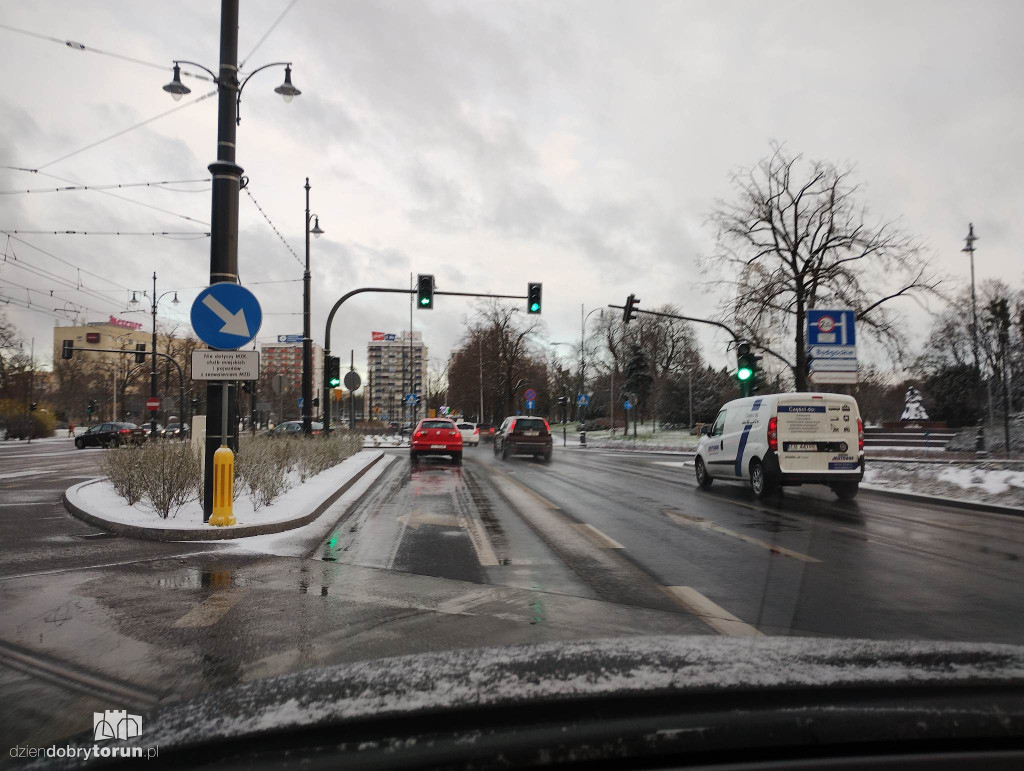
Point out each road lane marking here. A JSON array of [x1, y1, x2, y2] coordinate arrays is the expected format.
[[650, 461, 687, 469], [663, 508, 822, 563], [665, 586, 763, 637], [574, 523, 625, 549], [0, 502, 55, 507], [0, 550, 218, 581], [172, 592, 239, 628], [0, 469, 49, 480], [459, 508, 500, 566]]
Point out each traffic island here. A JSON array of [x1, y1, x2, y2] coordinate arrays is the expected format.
[[63, 450, 384, 541]]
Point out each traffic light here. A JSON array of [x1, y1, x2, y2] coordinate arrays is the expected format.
[[61, 340, 74, 360], [623, 293, 640, 324], [328, 356, 342, 387], [135, 343, 146, 364], [527, 282, 542, 314], [736, 342, 760, 397], [86, 400, 95, 415], [29, 402, 38, 412], [416, 274, 434, 309], [312, 397, 320, 408]]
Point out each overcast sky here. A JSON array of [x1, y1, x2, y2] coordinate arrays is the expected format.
[[2, 0, 1022, 383]]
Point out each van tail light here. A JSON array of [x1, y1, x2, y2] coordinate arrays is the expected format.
[[767, 417, 778, 452], [543, 420, 550, 432], [473, 427, 479, 434], [857, 418, 864, 452]]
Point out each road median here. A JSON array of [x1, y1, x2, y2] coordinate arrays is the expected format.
[[63, 450, 385, 541]]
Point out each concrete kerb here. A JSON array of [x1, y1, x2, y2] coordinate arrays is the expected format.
[[62, 451, 384, 541]]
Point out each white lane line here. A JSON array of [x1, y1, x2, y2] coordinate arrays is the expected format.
[[459, 508, 500, 567], [665, 586, 763, 637], [663, 509, 822, 563], [172, 592, 239, 628], [574, 523, 625, 549], [0, 502, 56, 507], [650, 461, 687, 468], [0, 549, 218, 581], [0, 469, 49, 480]]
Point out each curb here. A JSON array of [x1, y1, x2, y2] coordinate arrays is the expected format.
[[62, 451, 384, 541], [859, 484, 1024, 517]]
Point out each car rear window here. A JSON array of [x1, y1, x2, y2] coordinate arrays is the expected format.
[[513, 418, 547, 433], [457, 424, 474, 430], [421, 420, 454, 429]]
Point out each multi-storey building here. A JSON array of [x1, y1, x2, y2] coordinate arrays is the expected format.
[[52, 317, 172, 366], [260, 339, 324, 402], [366, 331, 428, 422]]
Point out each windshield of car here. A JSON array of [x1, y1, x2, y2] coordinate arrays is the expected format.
[[5, 1, 1023, 759]]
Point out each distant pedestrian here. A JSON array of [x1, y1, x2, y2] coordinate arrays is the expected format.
[[67, 420, 75, 437]]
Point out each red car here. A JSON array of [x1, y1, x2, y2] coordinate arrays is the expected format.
[[410, 418, 463, 465]]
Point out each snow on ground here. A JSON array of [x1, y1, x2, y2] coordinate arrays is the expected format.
[[72, 450, 385, 530], [575, 427, 700, 453], [223, 454, 397, 556], [863, 462, 1024, 509], [363, 434, 407, 449]]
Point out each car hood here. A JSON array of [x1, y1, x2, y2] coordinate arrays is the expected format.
[[47, 635, 1024, 762]]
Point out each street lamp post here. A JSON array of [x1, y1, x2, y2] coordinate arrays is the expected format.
[[302, 178, 323, 437], [578, 306, 603, 423], [163, 0, 300, 520], [962, 224, 987, 456], [130, 273, 179, 438]]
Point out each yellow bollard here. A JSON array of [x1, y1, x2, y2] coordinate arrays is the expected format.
[[209, 445, 236, 527]]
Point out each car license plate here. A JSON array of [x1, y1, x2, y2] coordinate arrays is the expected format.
[[430, 444, 446, 449], [789, 443, 817, 451], [523, 430, 538, 436]]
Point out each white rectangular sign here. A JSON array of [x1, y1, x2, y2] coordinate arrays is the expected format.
[[809, 345, 857, 359], [191, 350, 260, 380], [809, 370, 859, 384], [810, 359, 858, 372]]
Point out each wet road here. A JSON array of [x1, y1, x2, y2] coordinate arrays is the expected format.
[[2, 439, 1023, 748]]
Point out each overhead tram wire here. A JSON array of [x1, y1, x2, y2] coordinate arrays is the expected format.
[[1, 258, 133, 312], [0, 178, 208, 195], [242, 187, 304, 269], [0, 293, 81, 322], [1, 231, 133, 291], [239, 0, 302, 68], [0, 23, 215, 81], [0, 277, 113, 318], [2, 230, 210, 237]]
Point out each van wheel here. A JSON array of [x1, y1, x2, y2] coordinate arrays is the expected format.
[[695, 457, 713, 489], [749, 459, 775, 498], [832, 482, 859, 501]]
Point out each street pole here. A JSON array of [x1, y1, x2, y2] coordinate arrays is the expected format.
[[688, 366, 693, 429], [301, 178, 313, 436], [203, 0, 242, 521], [150, 272, 158, 438], [963, 224, 987, 456], [478, 336, 484, 423], [578, 304, 584, 423]]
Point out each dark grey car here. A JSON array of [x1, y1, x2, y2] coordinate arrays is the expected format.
[[493, 416, 553, 462]]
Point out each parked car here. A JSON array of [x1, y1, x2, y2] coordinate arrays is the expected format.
[[695, 392, 864, 500], [456, 422, 480, 446], [477, 423, 496, 443], [265, 420, 324, 437], [74, 422, 147, 449], [493, 416, 553, 462], [410, 418, 462, 465]]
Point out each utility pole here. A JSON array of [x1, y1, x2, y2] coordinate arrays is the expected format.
[[202, 0, 242, 520], [962, 224, 988, 456], [150, 272, 158, 438], [301, 178, 313, 436], [478, 336, 484, 424]]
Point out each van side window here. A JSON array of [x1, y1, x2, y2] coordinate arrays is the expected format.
[[711, 410, 727, 437]]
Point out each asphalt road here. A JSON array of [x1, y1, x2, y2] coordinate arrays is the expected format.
[[2, 437, 1023, 749]]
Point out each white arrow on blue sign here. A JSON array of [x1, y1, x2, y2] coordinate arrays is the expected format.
[[191, 282, 262, 350], [623, 400, 633, 410], [525, 399, 535, 410]]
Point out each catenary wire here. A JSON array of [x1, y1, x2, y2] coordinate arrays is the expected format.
[[242, 187, 304, 269], [239, 0, 301, 68], [0, 179, 208, 195]]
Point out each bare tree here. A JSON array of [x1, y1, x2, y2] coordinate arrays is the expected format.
[[706, 143, 943, 391]]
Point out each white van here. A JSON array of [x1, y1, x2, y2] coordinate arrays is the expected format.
[[695, 392, 864, 500]]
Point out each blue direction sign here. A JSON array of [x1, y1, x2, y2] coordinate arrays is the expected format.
[[298, 397, 304, 407], [191, 282, 262, 350], [525, 399, 535, 410], [576, 393, 590, 407], [623, 400, 633, 410], [277, 334, 302, 343], [404, 393, 419, 405], [524, 388, 537, 402], [807, 309, 856, 347]]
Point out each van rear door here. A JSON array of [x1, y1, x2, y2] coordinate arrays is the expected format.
[[776, 395, 860, 475]]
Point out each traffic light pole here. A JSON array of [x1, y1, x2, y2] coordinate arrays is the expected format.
[[323, 286, 528, 435]]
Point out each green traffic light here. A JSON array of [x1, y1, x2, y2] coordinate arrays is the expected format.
[[530, 302, 540, 312], [420, 297, 431, 306], [329, 378, 340, 387], [737, 366, 753, 381]]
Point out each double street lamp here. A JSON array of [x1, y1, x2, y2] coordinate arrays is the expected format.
[[129, 272, 179, 437], [162, 0, 300, 520]]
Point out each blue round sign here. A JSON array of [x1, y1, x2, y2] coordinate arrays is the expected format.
[[525, 399, 535, 410], [190, 282, 262, 350], [623, 400, 633, 410]]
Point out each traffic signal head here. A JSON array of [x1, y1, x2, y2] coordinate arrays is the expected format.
[[328, 356, 342, 387], [61, 340, 74, 360], [135, 343, 146, 364], [623, 293, 640, 324], [30, 402, 38, 412], [527, 282, 542, 314], [417, 274, 434, 309], [736, 342, 753, 381]]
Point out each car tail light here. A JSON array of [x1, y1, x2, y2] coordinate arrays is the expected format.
[[414, 431, 423, 439], [767, 417, 778, 452], [489, 427, 495, 434], [857, 418, 864, 452], [473, 427, 479, 434], [509, 420, 517, 434], [120, 428, 130, 434], [449, 430, 459, 437], [543, 420, 550, 432]]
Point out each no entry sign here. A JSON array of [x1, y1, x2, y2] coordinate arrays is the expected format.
[[146, 396, 161, 412]]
